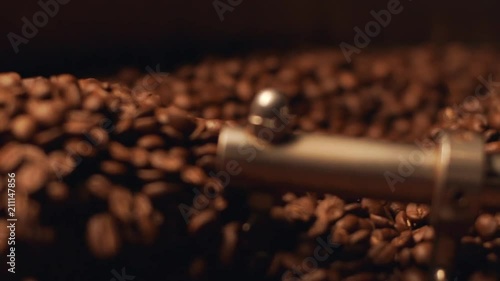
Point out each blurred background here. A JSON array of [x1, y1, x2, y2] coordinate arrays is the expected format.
[[1, 0, 499, 77]]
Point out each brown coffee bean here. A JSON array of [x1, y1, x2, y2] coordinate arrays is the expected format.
[[133, 193, 153, 219], [86, 213, 121, 258], [412, 226, 434, 243], [411, 242, 432, 265], [48, 150, 76, 178], [86, 175, 113, 199], [389, 202, 406, 214], [108, 187, 133, 222], [24, 77, 52, 99], [100, 160, 127, 175], [220, 222, 240, 265], [11, 114, 37, 141], [397, 247, 412, 267], [188, 209, 218, 235], [181, 166, 208, 185], [475, 214, 498, 240], [129, 147, 149, 167], [142, 182, 181, 198], [284, 196, 316, 222], [150, 150, 185, 173], [137, 135, 165, 150], [485, 141, 500, 153], [0, 142, 24, 173], [192, 143, 218, 157], [349, 229, 371, 245], [369, 214, 393, 228], [165, 106, 197, 135], [336, 214, 359, 233], [392, 230, 414, 248], [34, 127, 64, 146], [405, 203, 430, 222], [17, 162, 48, 194], [46, 181, 69, 201], [395, 211, 411, 232], [26, 99, 65, 126], [108, 142, 131, 162], [331, 227, 350, 245], [368, 241, 396, 265], [361, 198, 385, 216], [136, 168, 165, 182], [371, 228, 398, 245]]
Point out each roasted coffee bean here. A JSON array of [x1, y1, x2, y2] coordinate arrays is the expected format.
[[181, 166, 208, 185], [368, 241, 397, 265], [412, 226, 434, 243], [130, 147, 149, 167], [411, 242, 432, 265], [166, 106, 197, 135], [349, 229, 372, 245], [46, 181, 69, 201], [395, 211, 411, 232], [405, 203, 430, 222], [26, 99, 65, 126], [150, 150, 185, 173], [108, 142, 131, 162], [187, 209, 218, 235], [142, 182, 181, 198], [400, 268, 427, 281], [86, 213, 121, 258], [137, 168, 165, 182], [371, 228, 398, 245], [0, 142, 24, 172], [11, 114, 37, 141], [475, 214, 498, 240], [336, 214, 359, 233], [100, 160, 127, 175], [485, 141, 500, 153], [34, 127, 64, 146], [17, 162, 48, 194], [85, 175, 113, 200], [133, 193, 153, 219], [24, 77, 52, 99], [369, 214, 393, 228], [284, 196, 316, 222], [392, 230, 414, 248], [108, 187, 133, 222], [137, 134, 165, 150], [361, 199, 385, 216]]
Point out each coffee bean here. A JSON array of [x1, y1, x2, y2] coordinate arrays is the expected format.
[[395, 211, 411, 232], [24, 77, 52, 99], [86, 213, 121, 258], [108, 187, 133, 222], [26, 99, 65, 126], [46, 181, 69, 201], [17, 162, 48, 194], [392, 230, 414, 248], [405, 203, 430, 222], [0, 142, 24, 173], [371, 228, 398, 245], [129, 147, 149, 167], [181, 166, 207, 185], [336, 214, 359, 233], [86, 175, 113, 199], [412, 226, 434, 243], [11, 114, 37, 141], [100, 160, 127, 175], [136, 168, 165, 182], [361, 199, 385, 216], [166, 106, 197, 135], [411, 242, 432, 265], [349, 229, 371, 245], [108, 142, 131, 162], [188, 209, 218, 235], [142, 181, 181, 198], [401, 268, 427, 281], [137, 134, 165, 150], [34, 127, 64, 146], [368, 241, 396, 265], [284, 196, 316, 222], [475, 214, 498, 240], [150, 150, 184, 172]]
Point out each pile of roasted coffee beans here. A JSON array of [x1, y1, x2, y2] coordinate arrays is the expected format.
[[1, 43, 500, 281]]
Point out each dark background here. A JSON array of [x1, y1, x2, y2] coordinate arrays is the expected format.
[[0, 0, 498, 77]]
